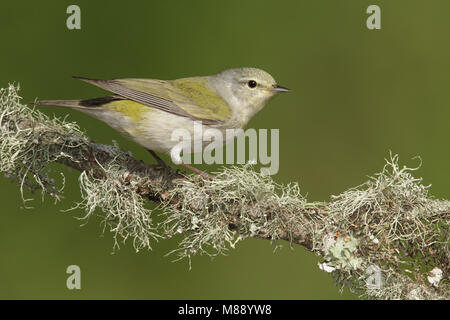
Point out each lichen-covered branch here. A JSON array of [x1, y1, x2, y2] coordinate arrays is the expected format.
[[0, 85, 448, 300]]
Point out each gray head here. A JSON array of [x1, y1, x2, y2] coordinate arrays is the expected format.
[[211, 67, 290, 117]]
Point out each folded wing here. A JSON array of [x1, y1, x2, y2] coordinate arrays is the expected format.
[[74, 76, 232, 125]]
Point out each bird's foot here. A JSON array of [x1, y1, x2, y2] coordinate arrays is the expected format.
[[146, 149, 213, 179], [180, 163, 214, 179], [146, 149, 167, 168]]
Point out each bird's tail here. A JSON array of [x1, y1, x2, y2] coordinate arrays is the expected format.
[[31, 99, 86, 109], [31, 96, 122, 109]]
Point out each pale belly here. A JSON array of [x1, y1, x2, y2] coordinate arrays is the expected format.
[[82, 108, 239, 155]]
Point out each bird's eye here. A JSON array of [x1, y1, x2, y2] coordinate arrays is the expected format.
[[247, 80, 257, 88]]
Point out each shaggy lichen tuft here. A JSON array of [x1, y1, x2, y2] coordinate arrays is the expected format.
[[76, 163, 158, 251], [324, 154, 449, 299], [0, 84, 87, 204], [0, 84, 158, 251], [162, 165, 310, 260]]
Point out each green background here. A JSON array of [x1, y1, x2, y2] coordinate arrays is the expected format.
[[0, 0, 449, 299]]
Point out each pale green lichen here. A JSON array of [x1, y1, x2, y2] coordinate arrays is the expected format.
[[161, 165, 310, 262], [0, 84, 86, 205], [0, 84, 157, 251], [324, 154, 449, 299], [324, 236, 363, 270], [160, 155, 448, 298], [75, 164, 159, 251]]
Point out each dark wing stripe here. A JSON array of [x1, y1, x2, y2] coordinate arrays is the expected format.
[[79, 95, 123, 107], [74, 77, 220, 124]]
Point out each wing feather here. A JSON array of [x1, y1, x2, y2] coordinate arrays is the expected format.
[[73, 76, 230, 125]]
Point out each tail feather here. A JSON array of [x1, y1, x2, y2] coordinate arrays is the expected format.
[[32, 99, 84, 108], [31, 96, 122, 109]]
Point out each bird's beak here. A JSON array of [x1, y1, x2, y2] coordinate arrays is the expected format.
[[272, 84, 291, 92]]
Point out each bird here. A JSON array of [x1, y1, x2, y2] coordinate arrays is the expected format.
[[33, 67, 290, 177]]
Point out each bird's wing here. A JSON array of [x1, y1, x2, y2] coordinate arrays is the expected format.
[[74, 76, 232, 124]]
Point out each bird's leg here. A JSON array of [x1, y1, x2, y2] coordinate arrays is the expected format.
[[146, 149, 212, 179], [146, 149, 167, 167], [180, 163, 214, 179]]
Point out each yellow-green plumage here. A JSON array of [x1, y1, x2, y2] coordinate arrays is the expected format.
[[105, 99, 149, 122], [170, 78, 232, 121], [109, 77, 232, 122]]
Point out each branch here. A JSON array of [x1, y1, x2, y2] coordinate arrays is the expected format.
[[0, 85, 448, 300]]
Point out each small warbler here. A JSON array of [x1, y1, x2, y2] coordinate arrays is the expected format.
[[34, 67, 290, 176]]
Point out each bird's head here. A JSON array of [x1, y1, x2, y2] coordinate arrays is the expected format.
[[212, 67, 290, 118]]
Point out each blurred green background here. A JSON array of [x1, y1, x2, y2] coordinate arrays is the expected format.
[[0, 0, 449, 299]]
